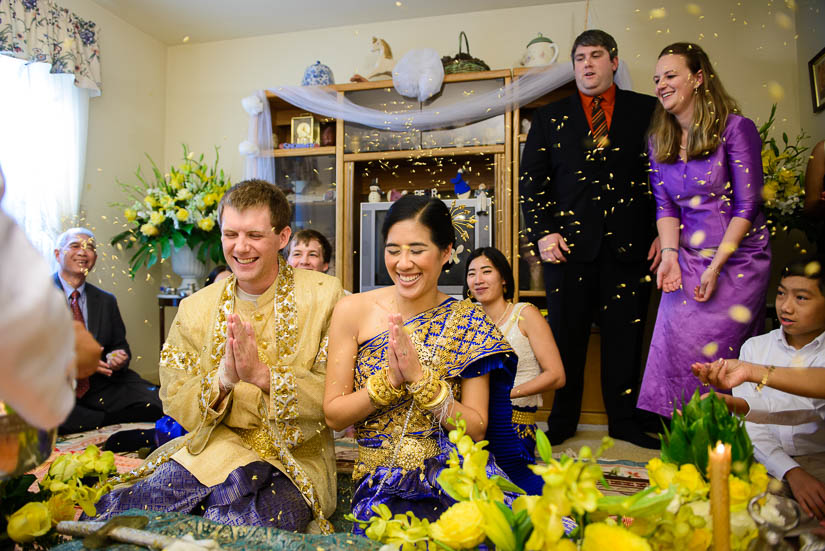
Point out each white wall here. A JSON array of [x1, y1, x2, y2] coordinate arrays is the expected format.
[[59, 0, 167, 383]]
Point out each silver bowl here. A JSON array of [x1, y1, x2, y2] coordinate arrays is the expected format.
[[0, 402, 57, 480]]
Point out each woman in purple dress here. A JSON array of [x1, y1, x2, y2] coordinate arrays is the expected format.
[[637, 42, 771, 418]]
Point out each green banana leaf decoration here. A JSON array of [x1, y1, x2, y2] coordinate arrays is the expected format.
[[660, 389, 754, 480]]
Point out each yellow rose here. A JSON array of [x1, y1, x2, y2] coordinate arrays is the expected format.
[[176, 208, 189, 222], [140, 223, 159, 237], [582, 522, 652, 551], [176, 189, 193, 201], [149, 211, 165, 225], [203, 193, 217, 206], [429, 500, 486, 549], [144, 195, 157, 208], [161, 195, 174, 208], [748, 463, 769, 497], [646, 457, 677, 489], [686, 527, 712, 551], [124, 208, 137, 222], [729, 474, 751, 511], [675, 464, 707, 497], [7, 502, 52, 543], [197, 217, 215, 231]]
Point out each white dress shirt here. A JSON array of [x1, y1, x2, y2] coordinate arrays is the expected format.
[[0, 208, 75, 429], [733, 329, 825, 480]]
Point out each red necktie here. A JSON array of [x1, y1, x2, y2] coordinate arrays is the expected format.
[[71, 290, 90, 398], [591, 95, 608, 148]]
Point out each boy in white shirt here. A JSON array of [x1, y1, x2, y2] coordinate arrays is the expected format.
[[726, 257, 825, 520]]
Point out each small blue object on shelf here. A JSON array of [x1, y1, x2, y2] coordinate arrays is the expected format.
[[302, 60, 334, 86], [451, 169, 471, 198]]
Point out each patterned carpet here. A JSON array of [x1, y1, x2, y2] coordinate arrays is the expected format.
[[31, 426, 651, 533]]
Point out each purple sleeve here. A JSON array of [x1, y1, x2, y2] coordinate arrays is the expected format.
[[724, 115, 764, 222], [648, 146, 680, 220]]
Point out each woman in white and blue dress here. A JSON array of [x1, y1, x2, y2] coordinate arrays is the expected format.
[[464, 247, 566, 474]]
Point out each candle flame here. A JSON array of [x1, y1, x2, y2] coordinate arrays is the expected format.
[[715, 441, 725, 453]]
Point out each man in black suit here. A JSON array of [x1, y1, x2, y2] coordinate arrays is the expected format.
[[520, 30, 661, 449], [53, 227, 163, 434]]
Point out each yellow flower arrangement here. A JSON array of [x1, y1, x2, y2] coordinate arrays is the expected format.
[[111, 144, 231, 276], [758, 104, 817, 242], [2, 445, 116, 546], [353, 391, 777, 551]]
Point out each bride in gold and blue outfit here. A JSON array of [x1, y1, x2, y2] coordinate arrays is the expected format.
[[324, 195, 526, 530]]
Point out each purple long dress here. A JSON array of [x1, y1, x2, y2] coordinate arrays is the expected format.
[[637, 114, 771, 418]]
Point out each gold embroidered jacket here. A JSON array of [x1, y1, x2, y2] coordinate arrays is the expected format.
[[159, 259, 343, 529]]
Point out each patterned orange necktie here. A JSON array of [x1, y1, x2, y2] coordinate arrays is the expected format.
[[71, 290, 90, 398], [591, 95, 608, 148]]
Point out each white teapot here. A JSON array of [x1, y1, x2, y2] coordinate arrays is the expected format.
[[521, 33, 559, 67]]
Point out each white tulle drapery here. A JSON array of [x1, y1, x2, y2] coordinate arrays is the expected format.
[[241, 89, 275, 184], [243, 61, 633, 181]]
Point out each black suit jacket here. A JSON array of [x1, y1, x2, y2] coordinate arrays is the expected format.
[[520, 87, 657, 263], [53, 273, 131, 381]]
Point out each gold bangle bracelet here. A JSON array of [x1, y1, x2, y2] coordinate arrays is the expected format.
[[367, 369, 406, 407], [406, 364, 432, 394], [418, 380, 450, 410], [412, 375, 443, 408], [755, 365, 775, 393]]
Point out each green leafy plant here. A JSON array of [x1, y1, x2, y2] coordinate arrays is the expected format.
[[661, 388, 753, 480], [111, 144, 231, 277]]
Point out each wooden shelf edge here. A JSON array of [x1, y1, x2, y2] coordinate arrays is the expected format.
[[266, 146, 336, 158], [333, 69, 512, 92], [519, 290, 546, 297], [344, 144, 504, 162]]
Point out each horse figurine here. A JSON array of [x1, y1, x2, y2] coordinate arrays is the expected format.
[[350, 37, 395, 82]]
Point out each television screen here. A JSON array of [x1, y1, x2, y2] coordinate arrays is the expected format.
[[361, 199, 492, 295]]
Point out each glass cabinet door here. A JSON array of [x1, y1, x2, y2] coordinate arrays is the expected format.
[[274, 154, 338, 275]]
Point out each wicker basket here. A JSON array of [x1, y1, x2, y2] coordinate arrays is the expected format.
[[441, 31, 490, 74]]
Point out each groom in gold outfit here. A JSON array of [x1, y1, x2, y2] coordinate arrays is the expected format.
[[91, 180, 344, 533]]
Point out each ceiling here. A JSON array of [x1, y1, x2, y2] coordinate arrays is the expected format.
[[89, 0, 564, 45]]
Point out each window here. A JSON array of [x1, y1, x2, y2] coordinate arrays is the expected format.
[[0, 55, 90, 258]]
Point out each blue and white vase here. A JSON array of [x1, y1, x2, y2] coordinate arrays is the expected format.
[[302, 61, 335, 86]]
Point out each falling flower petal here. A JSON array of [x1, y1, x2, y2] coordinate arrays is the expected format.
[[702, 342, 719, 357], [728, 305, 752, 323]]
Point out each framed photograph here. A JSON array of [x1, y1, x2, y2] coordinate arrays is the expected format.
[[809, 46, 825, 113]]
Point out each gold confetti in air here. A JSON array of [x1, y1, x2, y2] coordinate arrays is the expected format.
[[775, 12, 793, 30], [766, 81, 785, 102], [689, 230, 706, 247], [805, 261, 821, 276], [649, 7, 667, 19], [728, 305, 752, 323], [685, 3, 702, 16], [702, 342, 719, 357], [689, 195, 701, 208]]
